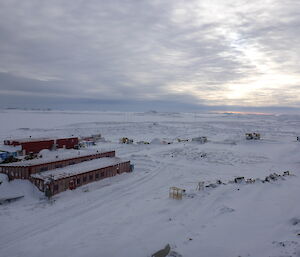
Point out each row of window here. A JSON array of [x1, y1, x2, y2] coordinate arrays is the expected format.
[[52, 167, 119, 192], [53, 170, 110, 192], [2, 167, 25, 172], [76, 171, 106, 185], [9, 171, 25, 179]]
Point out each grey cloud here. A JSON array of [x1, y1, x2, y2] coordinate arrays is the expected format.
[[0, 0, 299, 110], [0, 72, 70, 95]]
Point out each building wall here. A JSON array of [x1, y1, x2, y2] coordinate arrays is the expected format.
[[0, 151, 116, 179], [56, 138, 79, 149], [4, 137, 79, 153], [21, 140, 55, 154], [0, 166, 28, 179], [31, 177, 45, 192], [30, 161, 131, 196]]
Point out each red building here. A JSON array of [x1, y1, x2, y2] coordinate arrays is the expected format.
[[0, 150, 115, 179], [0, 148, 133, 197], [4, 137, 79, 154], [30, 158, 132, 196], [21, 140, 55, 154], [56, 138, 79, 149]]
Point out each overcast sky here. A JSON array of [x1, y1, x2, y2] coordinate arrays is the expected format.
[[0, 0, 300, 111]]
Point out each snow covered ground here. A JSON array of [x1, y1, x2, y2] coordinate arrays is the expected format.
[[0, 109, 300, 257]]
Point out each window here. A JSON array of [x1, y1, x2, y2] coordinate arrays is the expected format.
[[40, 167, 48, 172], [89, 174, 93, 180], [54, 185, 59, 191], [83, 176, 87, 182], [95, 173, 99, 179], [77, 178, 81, 184], [101, 172, 104, 177]]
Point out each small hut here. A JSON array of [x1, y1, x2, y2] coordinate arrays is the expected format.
[[192, 137, 207, 144], [169, 187, 185, 200], [245, 133, 260, 140]]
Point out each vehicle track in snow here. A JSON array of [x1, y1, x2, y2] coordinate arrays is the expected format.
[[0, 157, 168, 249]]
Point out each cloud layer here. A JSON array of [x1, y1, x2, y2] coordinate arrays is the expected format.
[[0, 0, 299, 110]]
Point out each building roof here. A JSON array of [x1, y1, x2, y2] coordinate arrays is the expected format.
[[0, 149, 113, 167], [31, 157, 128, 180], [5, 137, 78, 144]]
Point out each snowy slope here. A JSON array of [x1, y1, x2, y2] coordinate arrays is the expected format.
[[0, 110, 299, 257]]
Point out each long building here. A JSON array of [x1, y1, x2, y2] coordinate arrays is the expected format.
[[0, 150, 115, 179], [30, 157, 131, 196], [4, 137, 79, 154]]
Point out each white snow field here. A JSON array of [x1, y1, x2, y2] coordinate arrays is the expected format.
[[0, 110, 300, 257]]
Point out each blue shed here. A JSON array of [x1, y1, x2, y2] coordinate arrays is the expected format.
[[0, 145, 20, 162]]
